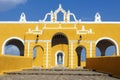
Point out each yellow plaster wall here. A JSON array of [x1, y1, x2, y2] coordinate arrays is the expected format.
[[0, 55, 32, 74], [0, 23, 120, 69], [86, 56, 120, 78], [33, 46, 43, 67], [52, 44, 69, 67]]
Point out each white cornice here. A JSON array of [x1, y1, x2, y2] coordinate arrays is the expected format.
[[0, 21, 120, 24]]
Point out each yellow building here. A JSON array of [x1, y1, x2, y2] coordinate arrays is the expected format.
[[0, 4, 120, 69]]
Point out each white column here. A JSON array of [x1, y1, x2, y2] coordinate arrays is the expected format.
[[46, 42, 49, 68], [90, 40, 92, 57], [28, 40, 30, 57]]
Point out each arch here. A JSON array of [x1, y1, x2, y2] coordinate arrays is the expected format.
[[2, 37, 24, 56], [54, 4, 66, 21], [33, 45, 44, 52], [55, 50, 65, 66], [96, 37, 119, 56], [76, 46, 86, 66], [57, 11, 64, 21], [105, 46, 116, 56], [51, 32, 68, 47], [33, 45, 44, 67]]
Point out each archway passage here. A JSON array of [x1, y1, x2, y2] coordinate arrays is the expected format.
[[76, 46, 86, 66], [96, 39, 117, 56], [52, 33, 68, 67], [33, 46, 44, 67], [52, 33, 68, 47], [57, 52, 63, 65], [4, 39, 24, 56]]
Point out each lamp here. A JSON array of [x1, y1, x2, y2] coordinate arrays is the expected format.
[[35, 34, 39, 43], [78, 35, 82, 44]]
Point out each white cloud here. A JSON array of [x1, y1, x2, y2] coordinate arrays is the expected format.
[[0, 0, 27, 12]]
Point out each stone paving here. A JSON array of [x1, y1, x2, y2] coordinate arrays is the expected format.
[[0, 68, 120, 80]]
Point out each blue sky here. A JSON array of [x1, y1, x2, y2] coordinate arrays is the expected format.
[[0, 0, 120, 21], [0, 0, 117, 57]]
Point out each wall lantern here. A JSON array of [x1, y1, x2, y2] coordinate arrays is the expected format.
[[78, 35, 82, 44], [35, 34, 39, 43]]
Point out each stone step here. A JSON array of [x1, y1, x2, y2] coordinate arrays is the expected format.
[[23, 68, 89, 71], [1, 69, 119, 80], [4, 69, 108, 76], [5, 72, 107, 76], [0, 75, 119, 80]]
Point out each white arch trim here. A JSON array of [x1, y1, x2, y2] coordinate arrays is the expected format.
[[2, 37, 24, 55], [55, 50, 65, 66], [95, 37, 119, 56]]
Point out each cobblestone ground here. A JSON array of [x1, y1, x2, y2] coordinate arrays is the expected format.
[[0, 69, 119, 80]]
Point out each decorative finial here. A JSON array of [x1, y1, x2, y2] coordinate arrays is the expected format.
[[50, 10, 53, 13], [82, 25, 85, 31], [95, 12, 101, 22], [36, 26, 39, 31], [19, 12, 26, 22], [59, 4, 62, 9], [28, 28, 31, 32], [68, 10, 70, 13]]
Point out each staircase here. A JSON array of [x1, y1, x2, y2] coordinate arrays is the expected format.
[[0, 68, 119, 80]]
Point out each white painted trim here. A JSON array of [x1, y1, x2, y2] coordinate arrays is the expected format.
[[19, 12, 26, 22], [94, 12, 101, 22], [27, 26, 43, 34], [25, 40, 51, 43], [70, 13, 78, 22], [77, 25, 94, 34], [43, 13, 52, 21], [95, 37, 119, 56], [55, 50, 65, 66], [43, 28, 77, 29], [46, 42, 49, 68], [69, 40, 96, 43], [54, 4, 66, 22], [2, 37, 24, 54], [90, 40, 92, 57], [25, 40, 96, 43], [1, 21, 120, 24]]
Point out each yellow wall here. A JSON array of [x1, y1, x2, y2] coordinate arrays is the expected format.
[[86, 56, 120, 78], [0, 23, 120, 69], [0, 5, 120, 76], [33, 46, 43, 67], [52, 44, 68, 67], [0, 55, 32, 74]]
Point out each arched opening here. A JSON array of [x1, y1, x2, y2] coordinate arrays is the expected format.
[[52, 33, 68, 47], [96, 38, 117, 56], [52, 33, 68, 67], [33, 45, 44, 67], [57, 11, 64, 21], [96, 47, 101, 56], [76, 46, 86, 67], [57, 52, 63, 65], [45, 15, 51, 21], [4, 38, 24, 56], [33, 47, 37, 59], [70, 15, 75, 21]]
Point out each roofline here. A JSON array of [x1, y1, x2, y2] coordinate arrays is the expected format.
[[0, 21, 120, 24]]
